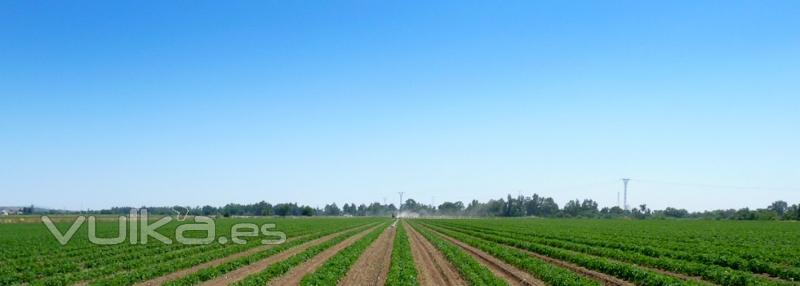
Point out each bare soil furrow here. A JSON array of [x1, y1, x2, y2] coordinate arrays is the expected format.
[[422, 225, 545, 286], [134, 235, 309, 286], [404, 222, 466, 286], [266, 225, 380, 286], [337, 224, 396, 286], [199, 229, 359, 286]]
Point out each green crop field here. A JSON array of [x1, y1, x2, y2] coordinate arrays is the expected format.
[[415, 219, 800, 286], [1, 217, 799, 286], [0, 217, 384, 286]]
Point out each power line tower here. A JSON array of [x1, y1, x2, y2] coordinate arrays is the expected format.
[[398, 192, 404, 218], [621, 178, 631, 211]]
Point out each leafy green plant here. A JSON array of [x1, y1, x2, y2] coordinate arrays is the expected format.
[[386, 221, 419, 286]]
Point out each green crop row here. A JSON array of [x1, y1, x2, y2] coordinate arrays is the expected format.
[[299, 223, 389, 285], [434, 219, 800, 270], [1, 217, 385, 286], [426, 221, 702, 286], [163, 222, 377, 286], [409, 221, 507, 286], [61, 219, 375, 286], [386, 220, 419, 286], [104, 231, 316, 286], [232, 224, 382, 286], [445, 220, 800, 282], [418, 223, 599, 286], [56, 229, 313, 286], [431, 221, 796, 286]]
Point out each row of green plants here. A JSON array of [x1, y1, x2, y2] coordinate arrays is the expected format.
[[443, 219, 800, 269], [385, 221, 419, 286], [447, 221, 800, 283], [50, 219, 377, 286], [427, 222, 702, 285], [418, 223, 600, 286], [3, 218, 380, 285], [58, 228, 315, 286], [4, 220, 265, 285], [299, 224, 390, 285], [163, 222, 378, 286], [232, 222, 388, 286], [433, 221, 796, 286], [450, 221, 800, 281], [409, 221, 507, 286], [98, 231, 320, 286]]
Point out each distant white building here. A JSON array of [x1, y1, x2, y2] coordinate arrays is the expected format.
[[1, 210, 9, 216]]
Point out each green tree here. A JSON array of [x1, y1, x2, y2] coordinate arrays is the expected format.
[[437, 201, 465, 216], [768, 200, 789, 217], [323, 203, 341, 216]]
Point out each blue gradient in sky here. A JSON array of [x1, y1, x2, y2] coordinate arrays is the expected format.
[[1, 1, 798, 211]]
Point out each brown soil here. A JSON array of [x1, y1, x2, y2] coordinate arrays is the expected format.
[[266, 225, 381, 286], [199, 226, 370, 286], [337, 224, 396, 286], [421, 225, 546, 286], [133, 235, 310, 286], [404, 222, 467, 286]]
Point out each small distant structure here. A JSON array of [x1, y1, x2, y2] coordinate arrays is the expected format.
[[621, 178, 631, 211], [0, 207, 25, 215]]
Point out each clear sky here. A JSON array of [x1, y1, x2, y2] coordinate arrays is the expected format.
[[1, 1, 798, 211]]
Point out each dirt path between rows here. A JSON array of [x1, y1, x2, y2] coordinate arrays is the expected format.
[[421, 225, 545, 286], [133, 235, 311, 286], [337, 224, 396, 286], [266, 225, 382, 286], [404, 222, 467, 286], [199, 225, 371, 286]]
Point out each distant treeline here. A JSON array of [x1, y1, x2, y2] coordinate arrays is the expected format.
[[17, 194, 800, 221], [400, 194, 800, 221], [75, 201, 398, 217]]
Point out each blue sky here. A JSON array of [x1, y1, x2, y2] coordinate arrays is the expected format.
[[1, 1, 798, 211]]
